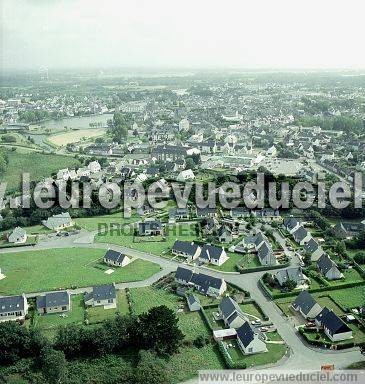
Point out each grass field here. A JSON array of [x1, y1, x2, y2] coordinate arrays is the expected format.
[[0, 248, 160, 295], [129, 286, 211, 341], [239, 302, 266, 321], [0, 150, 80, 190], [86, 290, 130, 324], [48, 128, 106, 146], [328, 286, 365, 309], [96, 223, 197, 256], [75, 212, 140, 232]]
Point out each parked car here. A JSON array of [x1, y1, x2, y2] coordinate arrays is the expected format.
[[260, 327, 268, 332]]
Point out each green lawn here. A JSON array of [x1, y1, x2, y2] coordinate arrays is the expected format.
[[239, 302, 266, 321], [328, 286, 365, 309], [33, 294, 85, 338], [166, 345, 225, 383], [226, 340, 287, 368], [209, 252, 242, 272], [0, 150, 80, 191], [0, 248, 161, 295], [313, 295, 345, 316], [75, 212, 140, 232], [87, 290, 130, 324], [326, 268, 364, 287], [96, 223, 197, 256], [130, 286, 211, 340], [237, 252, 261, 270]]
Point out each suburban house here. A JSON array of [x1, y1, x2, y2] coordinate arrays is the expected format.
[[177, 169, 195, 182], [8, 227, 27, 244], [315, 307, 353, 342], [275, 267, 307, 288], [84, 284, 117, 309], [103, 249, 132, 267], [169, 207, 189, 222], [292, 226, 311, 245], [219, 297, 247, 329], [283, 217, 301, 234], [138, 219, 163, 236], [230, 207, 250, 218], [236, 321, 267, 355], [88, 160, 101, 173], [0, 294, 28, 322], [172, 240, 201, 261], [42, 212, 74, 231], [186, 294, 201, 312], [36, 291, 70, 314], [175, 266, 227, 297], [198, 244, 229, 266], [317, 254, 343, 280], [257, 241, 276, 266], [304, 238, 325, 261], [217, 225, 233, 243], [292, 290, 322, 319], [196, 207, 217, 218]]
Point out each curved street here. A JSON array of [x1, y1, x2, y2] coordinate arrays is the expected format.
[[1, 229, 364, 378]]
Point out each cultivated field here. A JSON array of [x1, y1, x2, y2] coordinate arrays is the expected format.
[[0, 248, 160, 295], [48, 128, 106, 146]]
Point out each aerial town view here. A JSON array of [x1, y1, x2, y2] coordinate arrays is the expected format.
[[0, 1, 364, 383]]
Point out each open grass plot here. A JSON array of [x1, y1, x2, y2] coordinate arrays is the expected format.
[[129, 286, 211, 340], [96, 223, 197, 256], [0, 248, 161, 295], [75, 212, 140, 232], [48, 128, 106, 146], [328, 285, 365, 309], [0, 151, 80, 191]]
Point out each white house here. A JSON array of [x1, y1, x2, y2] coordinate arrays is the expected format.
[[88, 160, 101, 173], [315, 307, 352, 342], [219, 297, 247, 329], [0, 294, 28, 322], [8, 227, 27, 244], [177, 169, 195, 182], [292, 291, 322, 319], [42, 212, 74, 231], [236, 321, 267, 355], [84, 284, 117, 309], [103, 249, 132, 267], [198, 244, 229, 266], [172, 240, 201, 261], [317, 254, 343, 280]]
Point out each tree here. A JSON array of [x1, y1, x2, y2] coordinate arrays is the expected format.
[[281, 279, 297, 292], [40, 346, 67, 384], [54, 324, 82, 357], [354, 252, 365, 265], [107, 112, 130, 143], [134, 350, 170, 384], [138, 306, 184, 356], [185, 157, 195, 170]]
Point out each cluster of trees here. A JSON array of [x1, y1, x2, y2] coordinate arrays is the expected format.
[[107, 112, 132, 143], [0, 134, 17, 143], [294, 115, 364, 134], [0, 306, 184, 384], [18, 110, 64, 123], [0, 148, 9, 174]]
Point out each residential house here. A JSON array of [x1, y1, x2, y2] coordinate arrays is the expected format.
[[177, 169, 195, 182], [0, 294, 28, 322], [84, 284, 117, 309], [219, 297, 247, 329], [292, 290, 322, 319], [138, 219, 163, 236], [103, 249, 131, 267], [283, 217, 301, 234], [88, 160, 101, 173], [198, 244, 229, 266], [292, 226, 311, 245], [257, 241, 276, 266], [317, 254, 343, 280], [8, 227, 27, 244], [230, 207, 250, 219], [169, 207, 189, 222], [36, 291, 70, 314], [196, 207, 217, 218], [304, 238, 325, 261], [315, 307, 352, 342], [187, 294, 201, 312], [174, 267, 227, 297], [275, 267, 307, 288], [236, 321, 267, 355], [217, 225, 233, 243], [42, 212, 74, 231], [172, 240, 201, 261]]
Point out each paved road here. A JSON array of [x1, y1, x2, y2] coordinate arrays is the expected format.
[[1, 230, 364, 376]]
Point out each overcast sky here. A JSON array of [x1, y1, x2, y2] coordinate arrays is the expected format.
[[2, 0, 365, 71]]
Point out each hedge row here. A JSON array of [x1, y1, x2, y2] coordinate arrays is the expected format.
[[237, 262, 290, 274], [298, 328, 355, 350]]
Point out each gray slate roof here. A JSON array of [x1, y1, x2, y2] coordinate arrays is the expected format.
[[104, 249, 128, 264], [0, 295, 26, 314], [37, 291, 69, 309], [292, 291, 318, 315], [236, 321, 256, 347]]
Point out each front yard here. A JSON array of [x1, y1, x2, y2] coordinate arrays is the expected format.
[[0, 248, 161, 295]]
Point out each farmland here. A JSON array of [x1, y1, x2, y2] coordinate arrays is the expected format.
[[0, 248, 160, 295], [48, 128, 106, 146]]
